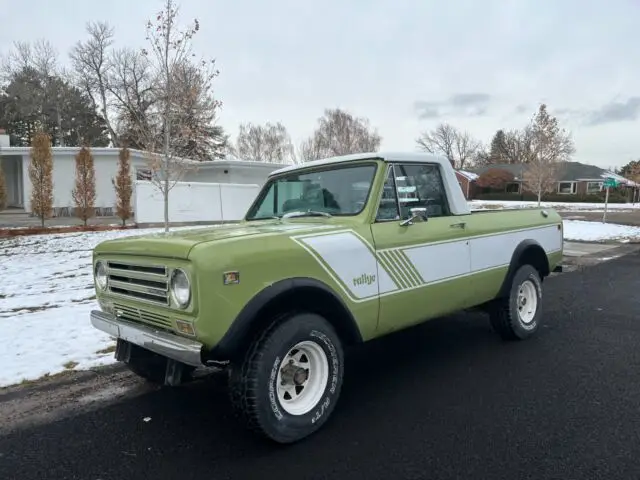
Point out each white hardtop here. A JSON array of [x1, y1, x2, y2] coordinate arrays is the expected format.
[[271, 151, 449, 176], [270, 151, 471, 216]]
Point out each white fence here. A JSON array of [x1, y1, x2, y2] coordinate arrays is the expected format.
[[134, 181, 261, 224]]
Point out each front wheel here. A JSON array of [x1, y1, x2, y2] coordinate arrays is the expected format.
[[229, 313, 344, 444], [489, 264, 543, 340]]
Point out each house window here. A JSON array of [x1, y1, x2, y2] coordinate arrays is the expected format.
[[136, 168, 152, 181], [505, 182, 520, 193], [558, 182, 577, 194], [586, 181, 603, 194]]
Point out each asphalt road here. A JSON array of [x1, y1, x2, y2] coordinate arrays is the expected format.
[[2, 253, 640, 480]]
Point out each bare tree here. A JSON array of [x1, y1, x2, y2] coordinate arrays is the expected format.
[[522, 104, 575, 205], [71, 145, 96, 226], [300, 108, 381, 161], [416, 123, 456, 165], [453, 130, 481, 170], [107, 47, 157, 149], [1, 39, 58, 81], [69, 22, 118, 145], [416, 123, 480, 169], [233, 122, 295, 163], [135, 0, 222, 232], [298, 136, 324, 163], [502, 127, 534, 164]]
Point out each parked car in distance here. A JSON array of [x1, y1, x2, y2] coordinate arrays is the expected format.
[[90, 152, 564, 444]]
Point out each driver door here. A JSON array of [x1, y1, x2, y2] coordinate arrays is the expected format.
[[371, 163, 472, 335]]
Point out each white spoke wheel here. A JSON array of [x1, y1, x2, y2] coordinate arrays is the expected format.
[[276, 341, 329, 416], [489, 263, 543, 341], [228, 312, 345, 444]]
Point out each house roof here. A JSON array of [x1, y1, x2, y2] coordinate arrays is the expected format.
[[456, 170, 479, 181], [0, 146, 290, 170], [468, 161, 638, 186]]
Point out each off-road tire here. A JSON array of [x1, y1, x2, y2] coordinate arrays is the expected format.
[[489, 264, 543, 340], [228, 312, 344, 444]]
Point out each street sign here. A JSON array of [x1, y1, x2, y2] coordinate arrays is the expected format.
[[602, 177, 618, 223]]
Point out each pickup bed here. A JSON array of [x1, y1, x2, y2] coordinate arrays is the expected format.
[[90, 151, 563, 443]]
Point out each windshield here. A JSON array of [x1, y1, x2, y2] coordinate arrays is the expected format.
[[245, 163, 378, 220]]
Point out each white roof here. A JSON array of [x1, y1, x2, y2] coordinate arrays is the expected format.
[[456, 170, 479, 181], [270, 151, 450, 176], [601, 171, 639, 187], [0, 146, 289, 170]]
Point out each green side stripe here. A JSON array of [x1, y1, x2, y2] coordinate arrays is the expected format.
[[387, 250, 418, 288], [377, 251, 411, 289]]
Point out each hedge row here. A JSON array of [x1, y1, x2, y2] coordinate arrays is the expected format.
[[473, 192, 630, 203]]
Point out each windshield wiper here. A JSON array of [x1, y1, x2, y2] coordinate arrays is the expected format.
[[282, 210, 332, 219]]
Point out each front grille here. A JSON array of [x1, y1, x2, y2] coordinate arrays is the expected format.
[[107, 261, 169, 306], [113, 303, 173, 331]]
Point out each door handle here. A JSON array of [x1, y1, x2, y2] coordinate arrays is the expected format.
[[449, 222, 466, 229]]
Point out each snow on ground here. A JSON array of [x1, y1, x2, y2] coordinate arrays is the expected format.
[[0, 225, 210, 388], [562, 220, 640, 242], [469, 200, 640, 212], [2, 217, 640, 388]]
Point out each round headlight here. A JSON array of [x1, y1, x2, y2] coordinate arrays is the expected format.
[[170, 269, 191, 308], [95, 261, 108, 290]]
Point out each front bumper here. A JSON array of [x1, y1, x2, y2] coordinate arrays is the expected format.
[[90, 310, 205, 367]]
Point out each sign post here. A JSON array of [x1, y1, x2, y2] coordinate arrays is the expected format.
[[602, 177, 618, 223]]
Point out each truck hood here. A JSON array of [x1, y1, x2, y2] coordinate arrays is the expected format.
[[93, 221, 341, 259]]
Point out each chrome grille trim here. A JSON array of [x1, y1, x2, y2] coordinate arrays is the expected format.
[[112, 303, 173, 331], [106, 261, 170, 306]]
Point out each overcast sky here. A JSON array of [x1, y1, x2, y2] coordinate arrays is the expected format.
[[0, 0, 638, 168]]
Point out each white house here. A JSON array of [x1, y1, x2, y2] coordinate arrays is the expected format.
[[0, 131, 290, 217]]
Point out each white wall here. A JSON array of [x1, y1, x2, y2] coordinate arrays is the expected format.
[[134, 181, 260, 224], [21, 151, 148, 213], [16, 147, 285, 215], [181, 163, 282, 187]]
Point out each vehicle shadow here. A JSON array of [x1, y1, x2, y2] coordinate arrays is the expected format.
[[0, 311, 552, 480]]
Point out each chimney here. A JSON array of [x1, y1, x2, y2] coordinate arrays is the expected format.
[[0, 129, 9, 148]]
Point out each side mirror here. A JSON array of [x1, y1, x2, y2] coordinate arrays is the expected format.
[[400, 207, 428, 226]]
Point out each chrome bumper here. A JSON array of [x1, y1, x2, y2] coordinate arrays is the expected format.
[[90, 310, 204, 367]]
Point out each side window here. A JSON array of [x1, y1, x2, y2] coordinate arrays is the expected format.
[[394, 164, 451, 219], [375, 167, 400, 221]]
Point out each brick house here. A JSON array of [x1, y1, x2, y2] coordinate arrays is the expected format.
[[454, 170, 479, 200], [464, 162, 640, 201]]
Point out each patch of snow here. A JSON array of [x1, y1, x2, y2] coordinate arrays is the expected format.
[[457, 170, 479, 180], [562, 220, 640, 242], [0, 225, 212, 388], [469, 200, 640, 212]]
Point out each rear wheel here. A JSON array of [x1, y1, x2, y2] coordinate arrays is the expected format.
[[489, 264, 543, 340], [229, 312, 344, 444]]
